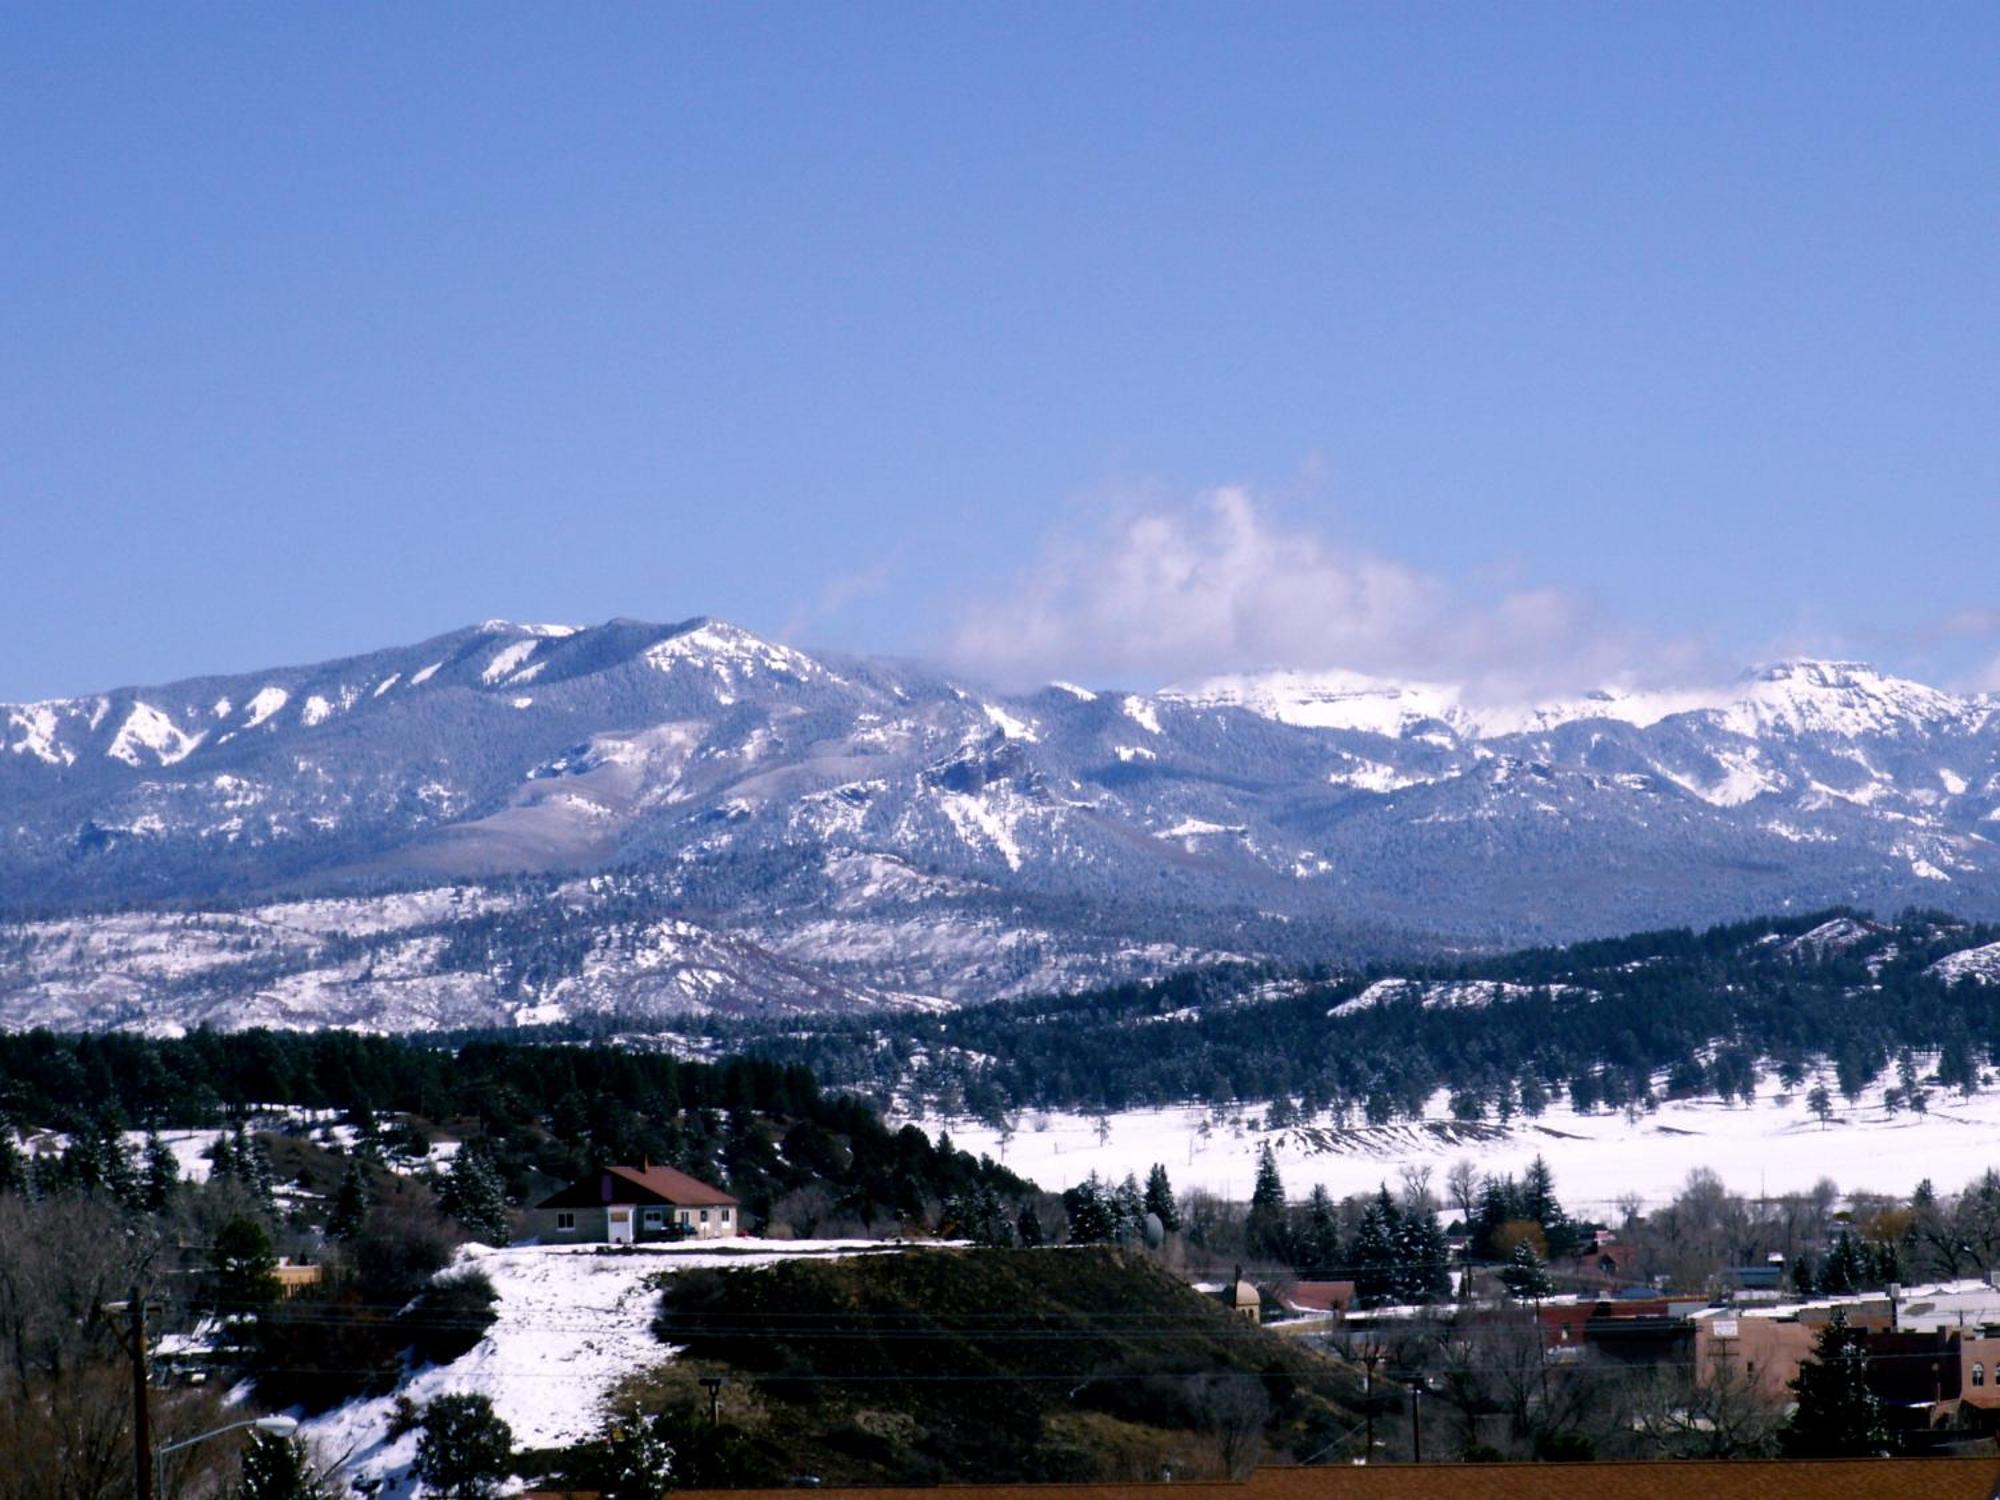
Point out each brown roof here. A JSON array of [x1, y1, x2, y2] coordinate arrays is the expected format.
[[655, 1456, 2000, 1500], [535, 1163, 738, 1210]]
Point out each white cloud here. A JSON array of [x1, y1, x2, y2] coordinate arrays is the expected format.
[[947, 486, 1709, 699], [780, 555, 900, 643]]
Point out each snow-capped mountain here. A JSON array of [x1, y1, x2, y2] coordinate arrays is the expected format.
[[4, 617, 1999, 1030]]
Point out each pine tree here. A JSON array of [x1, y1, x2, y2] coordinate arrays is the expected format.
[[1820, 1232, 1869, 1295], [1016, 1202, 1045, 1247], [1780, 1309, 1888, 1457], [1499, 1238, 1555, 1298], [1396, 1207, 1452, 1304], [1298, 1185, 1340, 1274], [1790, 1254, 1817, 1297], [1062, 1173, 1115, 1244], [327, 1159, 372, 1241], [0, 1132, 25, 1197], [415, 1393, 515, 1500], [1352, 1190, 1400, 1307], [143, 1134, 180, 1213], [1111, 1174, 1145, 1242], [1245, 1145, 1289, 1261], [1144, 1163, 1181, 1232], [440, 1144, 509, 1243], [209, 1130, 240, 1184], [213, 1215, 281, 1317], [239, 1431, 329, 1500], [601, 1410, 676, 1500]]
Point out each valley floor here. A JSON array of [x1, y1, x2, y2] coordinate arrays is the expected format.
[[932, 1063, 2000, 1216]]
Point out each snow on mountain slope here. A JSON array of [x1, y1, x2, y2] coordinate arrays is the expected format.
[[6, 617, 2000, 1026], [106, 702, 205, 766], [1930, 940, 2000, 986], [1329, 978, 1595, 1016], [1163, 668, 1474, 737], [1712, 660, 1986, 740]]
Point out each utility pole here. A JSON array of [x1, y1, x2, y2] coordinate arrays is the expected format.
[[1409, 1381, 1422, 1463], [1358, 1345, 1381, 1462], [107, 1288, 153, 1500]]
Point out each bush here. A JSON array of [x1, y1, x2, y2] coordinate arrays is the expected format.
[[415, 1392, 515, 1499]]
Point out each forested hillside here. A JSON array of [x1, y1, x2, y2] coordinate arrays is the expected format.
[[712, 908, 2000, 1123]]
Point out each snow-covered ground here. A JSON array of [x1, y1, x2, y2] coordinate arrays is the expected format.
[[300, 1238, 914, 1488], [935, 1064, 2000, 1217]]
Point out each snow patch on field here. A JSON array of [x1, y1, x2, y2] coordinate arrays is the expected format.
[[301, 1239, 906, 1488], [935, 1065, 2000, 1218]]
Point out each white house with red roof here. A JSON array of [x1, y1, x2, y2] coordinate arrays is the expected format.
[[531, 1161, 740, 1243]]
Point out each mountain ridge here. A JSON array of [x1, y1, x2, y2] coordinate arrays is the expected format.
[[4, 616, 2000, 1030]]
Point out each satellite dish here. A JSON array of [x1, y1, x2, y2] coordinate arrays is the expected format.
[[1143, 1211, 1165, 1249]]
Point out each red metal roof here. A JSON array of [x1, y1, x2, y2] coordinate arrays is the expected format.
[[606, 1162, 738, 1207], [535, 1162, 738, 1210]]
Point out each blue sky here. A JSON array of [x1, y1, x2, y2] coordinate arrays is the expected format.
[[4, 6, 1997, 701]]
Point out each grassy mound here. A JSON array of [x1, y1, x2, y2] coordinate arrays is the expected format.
[[607, 1247, 1360, 1485]]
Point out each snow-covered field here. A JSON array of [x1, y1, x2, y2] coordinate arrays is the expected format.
[[300, 1238, 913, 1488], [936, 1065, 2000, 1216]]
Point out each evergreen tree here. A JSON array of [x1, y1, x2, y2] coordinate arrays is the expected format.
[[327, 1159, 372, 1241], [213, 1215, 281, 1317], [1110, 1173, 1145, 1243], [1499, 1238, 1556, 1299], [1780, 1309, 1888, 1457], [415, 1393, 515, 1500], [1143, 1163, 1181, 1232], [1298, 1185, 1341, 1274], [1396, 1206, 1452, 1304], [945, 1183, 1017, 1247], [440, 1143, 509, 1243], [1790, 1254, 1817, 1297], [600, 1410, 677, 1500], [0, 1132, 25, 1197], [1351, 1190, 1400, 1307], [143, 1134, 180, 1213], [1016, 1202, 1044, 1247], [1819, 1232, 1870, 1295], [1062, 1173, 1115, 1244], [1245, 1145, 1289, 1261], [239, 1432, 329, 1500], [1521, 1155, 1575, 1258]]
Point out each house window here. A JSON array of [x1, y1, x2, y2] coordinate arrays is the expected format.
[[720, 1208, 731, 1225], [643, 1208, 664, 1229], [555, 1212, 575, 1232], [1976, 1363, 1986, 1388], [700, 1209, 710, 1224]]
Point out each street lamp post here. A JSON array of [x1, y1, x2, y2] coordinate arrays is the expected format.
[[155, 1415, 299, 1500]]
